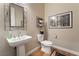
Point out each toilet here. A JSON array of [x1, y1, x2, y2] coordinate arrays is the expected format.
[[37, 33, 53, 54]]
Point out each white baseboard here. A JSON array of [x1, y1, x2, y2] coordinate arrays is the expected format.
[[26, 46, 40, 56]]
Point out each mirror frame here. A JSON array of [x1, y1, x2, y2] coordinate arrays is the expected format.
[[48, 11, 73, 29], [9, 3, 24, 28]]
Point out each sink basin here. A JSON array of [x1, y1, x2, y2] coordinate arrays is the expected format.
[[6, 35, 32, 56], [7, 35, 32, 47]]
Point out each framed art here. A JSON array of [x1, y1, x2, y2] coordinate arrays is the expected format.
[[49, 11, 73, 29]]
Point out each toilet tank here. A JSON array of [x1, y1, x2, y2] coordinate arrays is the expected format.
[[37, 34, 44, 42]]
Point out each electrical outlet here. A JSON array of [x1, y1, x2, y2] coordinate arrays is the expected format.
[[55, 35, 57, 39], [54, 35, 57, 39]]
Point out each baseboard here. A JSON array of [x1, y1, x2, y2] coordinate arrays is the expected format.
[[26, 46, 40, 56]]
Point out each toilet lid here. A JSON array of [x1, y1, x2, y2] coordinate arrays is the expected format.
[[41, 40, 53, 46]]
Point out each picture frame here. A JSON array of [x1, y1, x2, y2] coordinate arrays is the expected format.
[[49, 11, 73, 29]]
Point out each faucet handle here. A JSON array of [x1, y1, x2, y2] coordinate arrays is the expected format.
[[18, 32, 22, 37]]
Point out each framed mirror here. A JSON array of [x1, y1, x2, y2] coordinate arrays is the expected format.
[[9, 3, 24, 28]]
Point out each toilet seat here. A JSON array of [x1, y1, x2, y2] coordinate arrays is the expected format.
[[41, 40, 53, 47]]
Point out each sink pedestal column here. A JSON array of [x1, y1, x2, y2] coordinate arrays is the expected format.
[[17, 45, 26, 56]]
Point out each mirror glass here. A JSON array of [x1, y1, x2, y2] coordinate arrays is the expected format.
[[9, 3, 24, 27]]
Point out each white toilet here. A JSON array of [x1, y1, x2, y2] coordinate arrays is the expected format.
[[37, 34, 53, 54]]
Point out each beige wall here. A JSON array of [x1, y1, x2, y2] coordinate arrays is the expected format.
[[0, 4, 15, 56], [45, 3, 79, 52], [24, 3, 44, 53]]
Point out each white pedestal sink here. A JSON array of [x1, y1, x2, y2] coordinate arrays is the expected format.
[[6, 35, 32, 56]]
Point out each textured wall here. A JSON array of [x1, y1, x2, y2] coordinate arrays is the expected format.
[[24, 3, 44, 53], [45, 3, 79, 52], [0, 4, 15, 56]]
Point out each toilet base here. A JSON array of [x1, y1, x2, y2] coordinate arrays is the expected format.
[[41, 44, 52, 54]]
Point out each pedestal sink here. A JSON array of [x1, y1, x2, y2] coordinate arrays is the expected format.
[[6, 35, 32, 56]]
